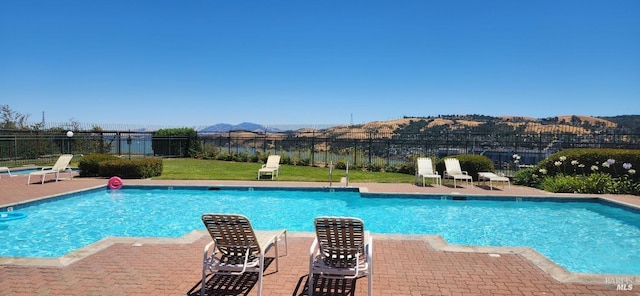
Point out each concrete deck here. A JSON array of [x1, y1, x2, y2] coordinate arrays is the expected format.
[[1, 175, 639, 295]]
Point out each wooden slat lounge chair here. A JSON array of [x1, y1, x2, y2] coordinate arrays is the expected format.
[[27, 154, 74, 185], [200, 214, 287, 296], [444, 158, 473, 188], [309, 216, 373, 296], [416, 157, 441, 186]]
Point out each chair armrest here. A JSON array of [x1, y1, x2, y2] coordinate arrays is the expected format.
[[202, 240, 216, 273], [309, 237, 319, 273], [203, 240, 215, 257], [309, 237, 318, 257], [365, 231, 373, 270]]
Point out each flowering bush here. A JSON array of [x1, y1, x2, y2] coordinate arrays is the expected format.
[[513, 148, 640, 195]]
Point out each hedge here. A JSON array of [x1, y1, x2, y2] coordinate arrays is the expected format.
[[98, 158, 163, 179], [78, 154, 121, 177]]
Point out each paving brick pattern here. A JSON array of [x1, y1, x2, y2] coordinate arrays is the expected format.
[[1, 176, 639, 295]]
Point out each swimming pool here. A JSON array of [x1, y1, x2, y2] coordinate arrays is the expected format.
[[1, 186, 639, 275]]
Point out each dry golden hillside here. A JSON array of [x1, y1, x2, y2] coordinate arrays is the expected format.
[[556, 115, 617, 128], [312, 115, 617, 137]]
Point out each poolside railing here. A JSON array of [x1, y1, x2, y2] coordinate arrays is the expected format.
[[1, 127, 639, 174]]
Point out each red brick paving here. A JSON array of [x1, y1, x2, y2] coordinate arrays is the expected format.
[[1, 176, 639, 295]]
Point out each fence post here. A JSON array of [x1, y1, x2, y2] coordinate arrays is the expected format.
[[353, 139, 357, 167], [227, 131, 231, 155], [117, 132, 122, 156], [368, 132, 372, 171], [311, 130, 315, 165]]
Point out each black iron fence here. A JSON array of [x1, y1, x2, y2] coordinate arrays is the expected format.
[[0, 130, 188, 167], [2, 128, 639, 175], [200, 130, 640, 172]]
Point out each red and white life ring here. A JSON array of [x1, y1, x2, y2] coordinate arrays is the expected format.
[[108, 176, 123, 190]]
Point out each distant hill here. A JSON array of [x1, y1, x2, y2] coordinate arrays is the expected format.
[[199, 122, 282, 133], [197, 114, 640, 136], [311, 114, 640, 138], [600, 115, 640, 133]]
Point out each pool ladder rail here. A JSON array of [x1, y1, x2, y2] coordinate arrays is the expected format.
[[328, 161, 349, 187]]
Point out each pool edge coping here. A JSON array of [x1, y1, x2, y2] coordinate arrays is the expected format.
[[1, 183, 639, 286], [1, 230, 635, 286]]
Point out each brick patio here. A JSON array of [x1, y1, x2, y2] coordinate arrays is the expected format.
[[1, 175, 638, 295]]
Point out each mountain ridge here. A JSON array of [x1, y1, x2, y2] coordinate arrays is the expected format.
[[197, 114, 639, 134]]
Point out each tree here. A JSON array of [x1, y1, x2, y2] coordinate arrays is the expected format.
[[0, 105, 30, 130], [152, 127, 202, 157]]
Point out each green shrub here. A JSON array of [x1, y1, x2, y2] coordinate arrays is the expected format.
[[578, 172, 615, 194], [215, 152, 234, 161], [334, 160, 347, 170], [152, 127, 201, 158], [295, 158, 311, 166], [248, 153, 262, 163], [78, 154, 120, 177], [280, 154, 292, 165], [539, 175, 582, 193], [98, 158, 163, 179], [435, 154, 494, 178], [513, 166, 540, 187], [538, 172, 628, 194], [370, 163, 384, 172], [394, 162, 414, 175], [612, 175, 640, 195], [235, 152, 249, 162]]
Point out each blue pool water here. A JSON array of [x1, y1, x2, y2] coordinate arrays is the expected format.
[[1, 168, 39, 175], [1, 168, 78, 176], [1, 186, 639, 275]]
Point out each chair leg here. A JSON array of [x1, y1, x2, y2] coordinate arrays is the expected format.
[[257, 256, 264, 296], [200, 265, 207, 296], [274, 240, 279, 271], [308, 273, 314, 296], [308, 253, 314, 296], [368, 274, 373, 296]]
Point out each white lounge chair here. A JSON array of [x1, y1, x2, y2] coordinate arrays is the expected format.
[[257, 155, 281, 179], [309, 216, 373, 296], [200, 214, 287, 296], [27, 154, 74, 185], [478, 172, 510, 190], [0, 166, 13, 179], [444, 158, 473, 188], [416, 157, 441, 186]]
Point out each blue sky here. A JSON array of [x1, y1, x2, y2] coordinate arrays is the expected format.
[[1, 0, 639, 128]]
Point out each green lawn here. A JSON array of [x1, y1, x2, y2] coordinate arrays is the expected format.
[[155, 158, 416, 183]]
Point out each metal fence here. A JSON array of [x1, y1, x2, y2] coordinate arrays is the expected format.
[[0, 130, 188, 167], [200, 130, 640, 172], [2, 128, 639, 175]]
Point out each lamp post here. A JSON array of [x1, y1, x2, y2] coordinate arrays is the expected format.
[[66, 131, 74, 154]]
